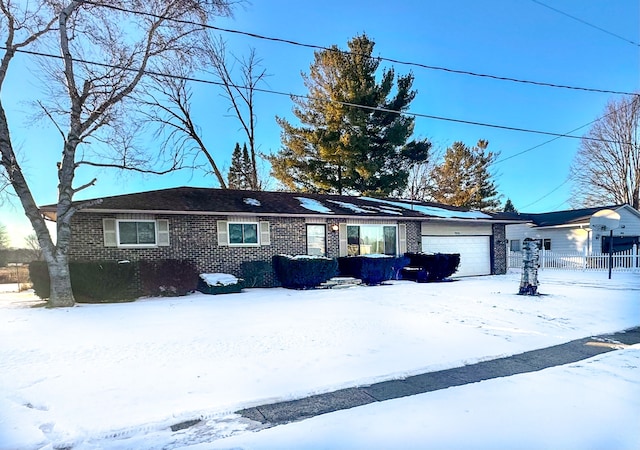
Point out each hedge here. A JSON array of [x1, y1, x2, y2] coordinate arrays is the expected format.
[[402, 252, 461, 282], [29, 260, 138, 303], [240, 260, 272, 288], [272, 255, 338, 289], [138, 259, 199, 297], [338, 255, 410, 285]]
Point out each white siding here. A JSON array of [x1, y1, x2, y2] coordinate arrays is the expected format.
[[507, 206, 640, 255]]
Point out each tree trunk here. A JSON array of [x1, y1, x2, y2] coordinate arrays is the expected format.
[[46, 254, 74, 308]]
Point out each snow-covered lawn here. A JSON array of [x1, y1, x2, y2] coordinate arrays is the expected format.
[[0, 270, 638, 449]]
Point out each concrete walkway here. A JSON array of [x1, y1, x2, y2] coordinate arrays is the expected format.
[[238, 327, 640, 426]]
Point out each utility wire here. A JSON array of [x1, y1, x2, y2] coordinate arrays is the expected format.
[[519, 178, 571, 209], [531, 0, 640, 47], [495, 116, 601, 164], [495, 98, 632, 164], [2, 45, 631, 146], [6, 45, 632, 146], [76, 0, 637, 97]]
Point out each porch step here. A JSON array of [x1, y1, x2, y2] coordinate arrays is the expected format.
[[319, 277, 362, 289]]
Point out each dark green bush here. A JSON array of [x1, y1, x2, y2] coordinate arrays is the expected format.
[[402, 252, 461, 282], [29, 260, 138, 303], [240, 260, 273, 288], [138, 259, 199, 297], [29, 261, 49, 299], [338, 255, 409, 285], [272, 255, 338, 289]]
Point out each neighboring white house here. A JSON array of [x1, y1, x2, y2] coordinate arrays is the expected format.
[[506, 204, 640, 255]]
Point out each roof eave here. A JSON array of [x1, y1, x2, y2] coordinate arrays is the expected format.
[[43, 207, 522, 223]]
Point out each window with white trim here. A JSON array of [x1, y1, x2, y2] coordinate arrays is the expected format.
[[118, 220, 157, 246], [228, 222, 259, 245], [306, 224, 326, 256], [509, 240, 521, 252], [103, 218, 170, 248], [347, 225, 397, 256]]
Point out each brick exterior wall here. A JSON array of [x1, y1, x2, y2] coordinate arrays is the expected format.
[[402, 221, 421, 253], [70, 213, 316, 287], [491, 223, 507, 275], [69, 212, 487, 286]]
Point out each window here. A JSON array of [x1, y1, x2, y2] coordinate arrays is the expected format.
[[534, 238, 551, 251], [347, 225, 397, 256], [103, 218, 169, 248], [306, 224, 326, 256], [228, 223, 258, 245], [118, 220, 156, 246], [509, 240, 521, 252]]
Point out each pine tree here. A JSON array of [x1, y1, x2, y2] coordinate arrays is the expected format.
[[503, 199, 518, 213], [268, 34, 429, 196], [429, 140, 500, 210], [228, 142, 254, 190]]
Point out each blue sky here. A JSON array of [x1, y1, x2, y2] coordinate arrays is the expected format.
[[1, 0, 638, 246]]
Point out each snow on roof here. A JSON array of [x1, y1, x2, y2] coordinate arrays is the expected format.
[[243, 198, 261, 206], [326, 200, 373, 214], [360, 197, 491, 219], [296, 197, 334, 214]]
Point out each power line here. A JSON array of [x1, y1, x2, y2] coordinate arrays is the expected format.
[[531, 0, 640, 47], [519, 178, 571, 209], [495, 117, 599, 164], [495, 98, 631, 164], [2, 45, 631, 146], [77, 0, 637, 97]]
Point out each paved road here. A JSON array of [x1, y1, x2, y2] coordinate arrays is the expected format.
[[237, 327, 640, 426]]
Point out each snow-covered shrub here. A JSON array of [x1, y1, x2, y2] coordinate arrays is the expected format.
[[29, 260, 138, 303], [197, 273, 243, 295], [240, 260, 272, 288], [138, 259, 199, 297], [402, 252, 460, 282], [338, 255, 409, 285], [272, 254, 338, 289]]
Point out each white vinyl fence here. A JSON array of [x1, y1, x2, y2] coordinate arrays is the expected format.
[[508, 245, 640, 273]]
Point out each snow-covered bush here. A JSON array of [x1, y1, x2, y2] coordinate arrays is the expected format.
[[272, 254, 338, 289], [197, 273, 243, 295]]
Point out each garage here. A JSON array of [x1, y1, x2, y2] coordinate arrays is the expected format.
[[421, 235, 491, 277]]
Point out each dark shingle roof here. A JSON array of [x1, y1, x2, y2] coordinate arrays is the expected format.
[[516, 205, 624, 227], [40, 186, 518, 222]]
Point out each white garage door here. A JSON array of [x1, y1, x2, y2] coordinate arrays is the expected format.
[[421, 236, 491, 277]]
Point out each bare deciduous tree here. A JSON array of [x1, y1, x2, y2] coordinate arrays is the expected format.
[[143, 36, 267, 190], [0, 0, 235, 307], [570, 94, 640, 209], [205, 37, 266, 190], [141, 70, 229, 188], [24, 233, 43, 261]]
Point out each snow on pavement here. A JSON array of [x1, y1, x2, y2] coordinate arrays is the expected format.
[[0, 270, 638, 449]]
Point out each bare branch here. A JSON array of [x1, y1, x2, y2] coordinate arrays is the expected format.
[[37, 100, 66, 141], [570, 95, 640, 209], [76, 159, 185, 175], [72, 177, 96, 194]]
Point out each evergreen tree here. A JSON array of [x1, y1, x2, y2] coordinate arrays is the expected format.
[[429, 140, 500, 210], [503, 198, 518, 213], [268, 34, 429, 196], [227, 142, 254, 190]]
